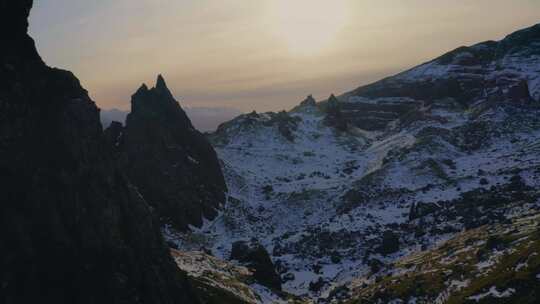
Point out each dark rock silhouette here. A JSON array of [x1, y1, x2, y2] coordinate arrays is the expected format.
[[230, 240, 282, 290], [112, 75, 227, 231], [377, 231, 400, 256], [0, 1, 198, 303]]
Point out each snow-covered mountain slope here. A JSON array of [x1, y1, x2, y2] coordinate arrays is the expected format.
[[167, 23, 540, 302], [342, 23, 540, 112]]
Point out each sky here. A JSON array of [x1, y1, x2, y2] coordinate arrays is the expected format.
[[30, 0, 540, 112]]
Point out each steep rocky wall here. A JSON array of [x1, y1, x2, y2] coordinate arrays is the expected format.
[[0, 1, 198, 303]]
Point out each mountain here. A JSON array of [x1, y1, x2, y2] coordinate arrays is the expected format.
[[101, 106, 242, 132], [0, 1, 198, 303], [105, 76, 227, 231], [173, 23, 540, 303]]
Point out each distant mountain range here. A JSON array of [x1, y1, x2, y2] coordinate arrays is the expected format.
[[101, 106, 242, 132]]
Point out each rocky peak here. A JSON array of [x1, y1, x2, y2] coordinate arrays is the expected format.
[[119, 75, 227, 231], [291, 95, 319, 113], [327, 94, 339, 106], [130, 75, 190, 126], [300, 95, 317, 107], [135, 83, 149, 95], [156, 73, 168, 91]]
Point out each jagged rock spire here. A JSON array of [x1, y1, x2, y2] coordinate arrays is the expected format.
[[156, 74, 167, 91], [154, 74, 175, 100], [134, 83, 149, 96], [121, 74, 227, 231], [133, 75, 173, 101]]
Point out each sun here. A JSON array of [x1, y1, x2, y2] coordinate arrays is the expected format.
[[267, 0, 350, 56]]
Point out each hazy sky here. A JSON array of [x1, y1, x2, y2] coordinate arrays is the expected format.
[[30, 0, 540, 112]]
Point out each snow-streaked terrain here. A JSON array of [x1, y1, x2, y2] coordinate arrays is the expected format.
[[168, 101, 540, 299], [165, 23, 540, 303]]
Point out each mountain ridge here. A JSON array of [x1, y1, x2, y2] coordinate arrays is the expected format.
[[175, 21, 540, 303]]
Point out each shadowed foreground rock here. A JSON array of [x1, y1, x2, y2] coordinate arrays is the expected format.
[[0, 1, 198, 303]]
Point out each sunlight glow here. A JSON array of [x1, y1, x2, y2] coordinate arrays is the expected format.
[[267, 0, 350, 56]]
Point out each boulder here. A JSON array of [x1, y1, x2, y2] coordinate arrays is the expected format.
[[377, 231, 400, 255], [230, 240, 282, 290]]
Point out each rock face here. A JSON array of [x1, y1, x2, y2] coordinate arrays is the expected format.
[[212, 110, 301, 145], [116, 76, 227, 231], [230, 240, 282, 291], [0, 1, 198, 303], [377, 231, 400, 256]]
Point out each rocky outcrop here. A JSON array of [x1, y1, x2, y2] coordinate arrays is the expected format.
[[0, 1, 198, 303], [292, 94, 317, 111], [230, 240, 282, 290], [212, 110, 300, 144], [377, 231, 400, 256], [300, 95, 316, 108], [323, 94, 348, 132], [113, 76, 227, 231]]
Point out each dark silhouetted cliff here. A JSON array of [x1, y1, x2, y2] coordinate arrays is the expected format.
[[0, 1, 198, 303]]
